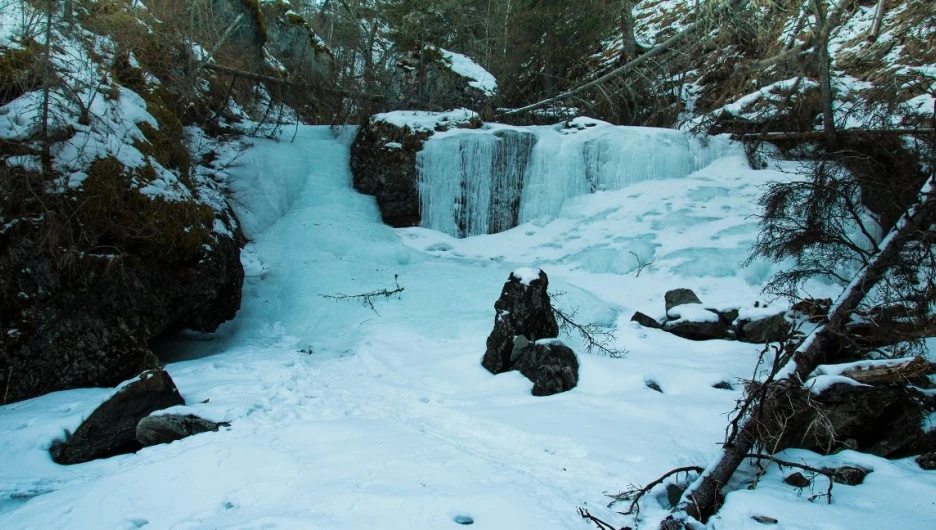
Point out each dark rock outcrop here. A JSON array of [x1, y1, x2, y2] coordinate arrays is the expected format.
[[0, 186, 244, 403], [350, 111, 482, 227], [761, 381, 935, 458], [395, 47, 497, 114], [482, 269, 560, 375], [512, 339, 579, 396], [136, 413, 228, 447], [50, 369, 184, 465]]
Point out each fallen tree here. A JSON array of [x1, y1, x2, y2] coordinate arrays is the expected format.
[[661, 173, 936, 528]]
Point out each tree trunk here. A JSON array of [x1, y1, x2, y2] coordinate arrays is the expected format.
[[620, 0, 636, 62], [813, 0, 837, 147], [868, 0, 886, 42], [39, 0, 55, 175], [669, 173, 936, 526]]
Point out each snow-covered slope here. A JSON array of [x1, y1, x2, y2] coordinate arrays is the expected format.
[[1, 127, 934, 529]]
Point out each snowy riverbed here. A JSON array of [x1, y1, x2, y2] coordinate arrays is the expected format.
[[1, 125, 934, 530]]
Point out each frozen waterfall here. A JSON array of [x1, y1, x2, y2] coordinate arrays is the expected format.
[[416, 121, 740, 237]]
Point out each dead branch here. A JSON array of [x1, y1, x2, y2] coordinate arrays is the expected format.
[[607, 466, 704, 521], [737, 129, 935, 141], [321, 275, 404, 315], [743, 453, 834, 504], [837, 356, 931, 384], [629, 251, 654, 277], [551, 303, 625, 358], [577, 508, 626, 530], [202, 63, 382, 101]]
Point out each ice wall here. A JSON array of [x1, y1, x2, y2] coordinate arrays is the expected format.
[[417, 129, 536, 237], [417, 121, 739, 237]]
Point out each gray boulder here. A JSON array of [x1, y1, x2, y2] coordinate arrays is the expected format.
[[630, 311, 662, 329], [50, 369, 184, 464], [664, 288, 702, 312], [481, 269, 560, 375], [512, 339, 579, 396], [739, 312, 792, 343], [136, 414, 228, 447]]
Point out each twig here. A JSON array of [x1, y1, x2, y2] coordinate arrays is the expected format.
[[3, 367, 12, 405], [629, 251, 654, 277], [607, 466, 704, 520], [321, 275, 404, 315], [743, 453, 835, 504], [577, 508, 625, 530], [551, 303, 625, 358]]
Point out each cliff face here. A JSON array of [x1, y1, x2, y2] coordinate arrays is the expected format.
[[0, 1, 279, 402]]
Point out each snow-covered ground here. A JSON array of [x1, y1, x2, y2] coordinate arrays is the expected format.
[[1, 126, 935, 529]]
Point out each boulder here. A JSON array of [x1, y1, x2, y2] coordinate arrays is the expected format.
[[350, 110, 482, 227], [664, 288, 702, 312], [512, 339, 579, 396], [50, 369, 184, 464], [663, 303, 728, 341], [631, 311, 662, 329], [136, 413, 228, 447], [739, 312, 792, 343], [481, 268, 560, 375], [916, 452, 936, 470]]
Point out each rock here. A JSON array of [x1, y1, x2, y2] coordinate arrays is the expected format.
[[513, 339, 579, 396], [0, 166, 244, 403], [762, 382, 934, 458], [751, 515, 779, 525], [136, 414, 228, 447], [828, 466, 868, 486], [712, 380, 735, 390], [665, 483, 685, 508], [50, 369, 184, 464], [664, 288, 702, 312], [395, 46, 497, 114], [663, 315, 728, 341], [481, 268, 560, 375], [645, 379, 663, 393], [784, 472, 811, 488], [739, 312, 792, 343], [916, 452, 936, 470], [350, 111, 482, 228], [631, 311, 662, 329]]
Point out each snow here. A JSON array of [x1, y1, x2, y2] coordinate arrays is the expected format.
[[439, 49, 498, 96], [372, 109, 479, 133], [1, 124, 934, 530], [805, 374, 871, 395], [510, 267, 542, 285], [666, 303, 719, 323]]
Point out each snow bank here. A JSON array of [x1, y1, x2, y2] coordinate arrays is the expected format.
[[372, 109, 479, 133], [439, 48, 498, 96]]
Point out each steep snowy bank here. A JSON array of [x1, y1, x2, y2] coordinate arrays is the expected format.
[[1, 126, 934, 529]]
